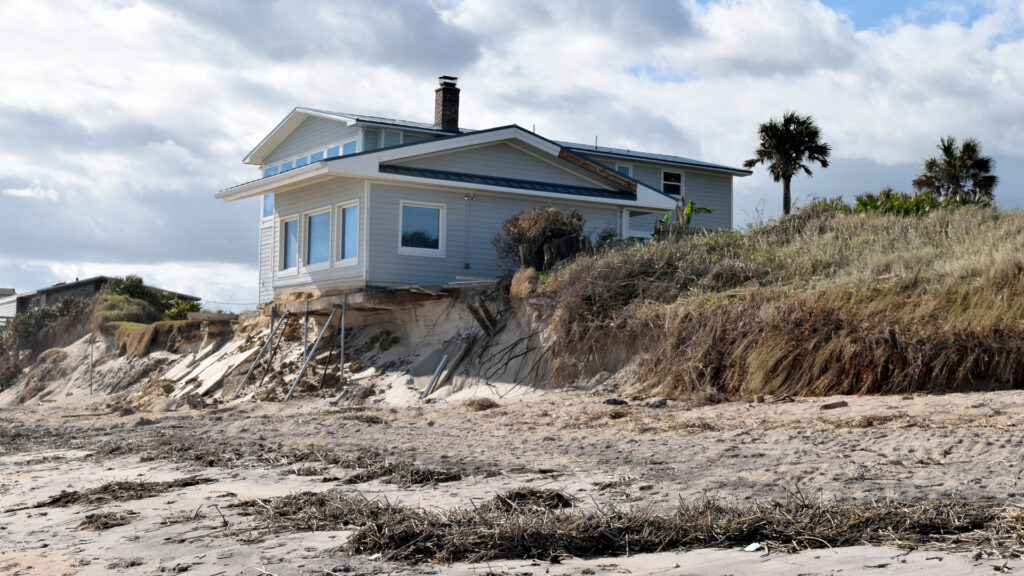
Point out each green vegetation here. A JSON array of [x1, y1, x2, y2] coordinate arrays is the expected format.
[[533, 204, 1024, 401], [913, 136, 998, 202], [744, 110, 832, 216], [100, 275, 200, 323]]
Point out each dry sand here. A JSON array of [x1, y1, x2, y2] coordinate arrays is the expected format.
[[3, 388, 1024, 575]]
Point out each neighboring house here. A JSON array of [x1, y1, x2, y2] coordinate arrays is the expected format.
[[215, 76, 751, 305], [0, 276, 199, 328], [0, 289, 15, 329]]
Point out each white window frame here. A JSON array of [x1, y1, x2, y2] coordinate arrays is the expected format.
[[261, 193, 274, 221], [661, 169, 684, 198], [335, 199, 360, 268], [303, 207, 332, 272], [398, 200, 446, 258], [615, 163, 633, 177], [279, 215, 299, 276], [264, 136, 362, 176]]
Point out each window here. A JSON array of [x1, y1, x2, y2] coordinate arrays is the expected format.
[[663, 171, 682, 197], [326, 145, 340, 158], [281, 160, 293, 172], [342, 141, 357, 155], [615, 164, 632, 177], [399, 201, 444, 256], [295, 156, 309, 168], [306, 211, 330, 266], [262, 193, 274, 219], [337, 202, 359, 263], [310, 150, 324, 162], [282, 219, 298, 270], [264, 165, 280, 177]]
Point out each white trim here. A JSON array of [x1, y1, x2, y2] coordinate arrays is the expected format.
[[363, 182, 371, 281], [334, 199, 360, 268], [302, 207, 332, 272], [398, 200, 446, 258], [661, 168, 685, 200], [615, 163, 633, 177], [278, 215, 299, 276]]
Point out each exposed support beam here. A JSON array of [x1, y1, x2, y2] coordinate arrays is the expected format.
[[558, 149, 637, 192]]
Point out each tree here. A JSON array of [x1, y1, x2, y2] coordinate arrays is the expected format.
[[744, 111, 832, 216], [912, 136, 998, 203]]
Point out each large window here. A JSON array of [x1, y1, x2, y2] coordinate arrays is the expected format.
[[262, 193, 274, 219], [337, 202, 359, 263], [282, 218, 298, 270], [663, 171, 682, 197], [306, 210, 330, 266], [399, 201, 444, 256]]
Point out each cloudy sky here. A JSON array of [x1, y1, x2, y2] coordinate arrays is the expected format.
[[2, 0, 1022, 310]]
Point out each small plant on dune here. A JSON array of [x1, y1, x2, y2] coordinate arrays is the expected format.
[[163, 299, 201, 321]]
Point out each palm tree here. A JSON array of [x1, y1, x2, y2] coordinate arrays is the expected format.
[[912, 136, 998, 203], [744, 111, 832, 216]]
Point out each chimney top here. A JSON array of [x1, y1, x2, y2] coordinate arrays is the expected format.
[[434, 75, 460, 132]]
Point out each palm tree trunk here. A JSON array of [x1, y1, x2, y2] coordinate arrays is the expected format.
[[783, 177, 792, 216]]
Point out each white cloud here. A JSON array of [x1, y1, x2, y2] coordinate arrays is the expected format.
[[1, 0, 1023, 299], [2, 186, 58, 201]]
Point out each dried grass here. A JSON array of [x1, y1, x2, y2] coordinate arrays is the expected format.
[[539, 208, 1024, 402], [76, 510, 139, 531], [239, 488, 1024, 564], [34, 476, 215, 508]]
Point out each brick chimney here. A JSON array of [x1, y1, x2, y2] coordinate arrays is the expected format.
[[434, 76, 460, 131]]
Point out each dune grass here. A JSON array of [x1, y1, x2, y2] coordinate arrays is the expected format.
[[536, 205, 1024, 400]]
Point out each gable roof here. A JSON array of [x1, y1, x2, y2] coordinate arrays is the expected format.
[[243, 107, 470, 165]]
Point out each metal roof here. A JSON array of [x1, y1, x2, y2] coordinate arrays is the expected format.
[[380, 165, 636, 201], [296, 107, 472, 134], [558, 142, 751, 176]]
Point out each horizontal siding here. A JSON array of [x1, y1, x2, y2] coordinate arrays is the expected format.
[[367, 183, 619, 286], [393, 143, 606, 188], [264, 117, 357, 166], [258, 223, 274, 304], [272, 178, 366, 291], [0, 297, 16, 319], [632, 164, 662, 190], [686, 172, 733, 229]]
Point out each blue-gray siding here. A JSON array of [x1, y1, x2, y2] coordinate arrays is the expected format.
[[263, 117, 358, 166], [258, 222, 274, 304], [366, 182, 619, 286], [269, 178, 366, 295]]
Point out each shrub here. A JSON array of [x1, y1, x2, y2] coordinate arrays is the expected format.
[[163, 299, 201, 321], [492, 208, 585, 272], [0, 297, 91, 365], [97, 293, 161, 325]]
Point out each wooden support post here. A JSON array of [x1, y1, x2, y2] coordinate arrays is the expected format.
[[89, 332, 94, 394], [303, 300, 309, 360], [467, 304, 495, 338], [477, 297, 498, 328], [285, 306, 338, 402], [420, 354, 448, 400], [339, 293, 347, 386], [232, 311, 286, 400]]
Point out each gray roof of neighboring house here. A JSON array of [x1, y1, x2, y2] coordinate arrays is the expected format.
[[558, 142, 752, 176], [379, 165, 637, 201], [19, 276, 201, 302]]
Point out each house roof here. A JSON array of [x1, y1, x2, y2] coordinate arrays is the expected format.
[[18, 275, 201, 302], [379, 165, 636, 201], [243, 107, 470, 165], [559, 142, 752, 176]]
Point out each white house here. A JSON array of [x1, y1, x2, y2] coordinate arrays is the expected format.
[[215, 77, 751, 305]]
